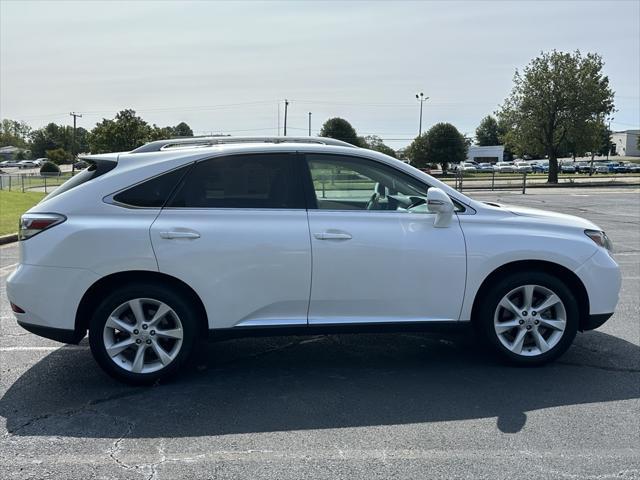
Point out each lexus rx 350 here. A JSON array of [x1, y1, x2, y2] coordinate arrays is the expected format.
[[6, 137, 620, 384]]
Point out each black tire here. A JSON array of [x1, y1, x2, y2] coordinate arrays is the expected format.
[[475, 271, 579, 365], [89, 282, 198, 385]]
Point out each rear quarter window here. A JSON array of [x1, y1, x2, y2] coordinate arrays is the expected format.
[[112, 165, 192, 208]]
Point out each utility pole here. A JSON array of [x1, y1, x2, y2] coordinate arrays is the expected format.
[[415, 92, 429, 136], [70, 112, 82, 174], [308, 112, 312, 136], [606, 117, 614, 160], [283, 99, 289, 136]]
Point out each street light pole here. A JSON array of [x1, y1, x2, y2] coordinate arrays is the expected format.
[[415, 92, 429, 136], [69, 112, 82, 174], [308, 112, 312, 136], [283, 99, 289, 136]]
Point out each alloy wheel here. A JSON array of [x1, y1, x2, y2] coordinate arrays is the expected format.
[[102, 298, 184, 374], [493, 284, 566, 357]]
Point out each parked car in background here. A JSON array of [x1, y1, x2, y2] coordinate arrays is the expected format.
[[17, 160, 38, 169], [33, 158, 47, 166], [531, 162, 549, 173], [494, 161, 516, 173], [6, 136, 621, 384], [74, 160, 89, 170], [560, 163, 576, 174], [477, 163, 494, 172], [514, 161, 533, 173], [595, 164, 610, 174], [627, 163, 640, 173], [576, 162, 595, 174], [0, 160, 22, 168], [456, 161, 478, 173], [611, 163, 629, 174]]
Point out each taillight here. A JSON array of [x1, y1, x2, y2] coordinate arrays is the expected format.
[[19, 213, 66, 241]]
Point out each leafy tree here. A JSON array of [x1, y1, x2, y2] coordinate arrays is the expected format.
[[173, 122, 193, 137], [30, 123, 66, 158], [40, 160, 61, 174], [497, 50, 614, 183], [475, 116, 501, 146], [149, 125, 175, 141], [29, 123, 89, 158], [15, 150, 26, 161], [362, 135, 396, 157], [45, 148, 73, 165], [406, 123, 467, 173], [1, 119, 31, 148], [89, 109, 151, 153], [319, 117, 361, 146]]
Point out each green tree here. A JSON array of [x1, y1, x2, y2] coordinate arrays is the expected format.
[[29, 123, 88, 158], [173, 122, 193, 137], [362, 135, 396, 157], [15, 150, 26, 161], [30, 123, 66, 158], [149, 125, 175, 141], [475, 116, 501, 146], [497, 50, 614, 183], [40, 160, 61, 174], [1, 119, 31, 148], [45, 147, 73, 165], [406, 123, 467, 173], [89, 109, 151, 153], [319, 117, 361, 146]]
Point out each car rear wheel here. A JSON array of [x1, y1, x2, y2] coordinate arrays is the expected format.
[[476, 272, 578, 365], [89, 283, 198, 384]]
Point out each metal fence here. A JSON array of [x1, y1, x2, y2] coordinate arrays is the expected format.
[[0, 172, 74, 194], [441, 171, 640, 193]]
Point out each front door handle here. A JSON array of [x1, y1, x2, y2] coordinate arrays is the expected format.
[[314, 232, 352, 240], [159, 230, 201, 240]]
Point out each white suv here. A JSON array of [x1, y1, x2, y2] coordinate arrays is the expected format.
[[7, 137, 621, 384]]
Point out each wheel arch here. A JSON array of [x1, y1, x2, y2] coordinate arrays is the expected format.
[[470, 260, 590, 331], [75, 270, 209, 339]]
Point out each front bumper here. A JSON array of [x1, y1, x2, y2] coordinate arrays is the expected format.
[[574, 249, 621, 318]]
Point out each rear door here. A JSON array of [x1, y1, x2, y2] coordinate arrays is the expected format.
[[150, 152, 312, 330]]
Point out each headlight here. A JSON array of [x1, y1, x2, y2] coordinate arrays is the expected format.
[[584, 229, 613, 252]]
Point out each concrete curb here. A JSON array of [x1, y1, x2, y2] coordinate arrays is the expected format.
[[0, 234, 18, 245]]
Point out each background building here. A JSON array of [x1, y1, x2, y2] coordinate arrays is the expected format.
[[611, 130, 640, 157], [466, 145, 504, 163]]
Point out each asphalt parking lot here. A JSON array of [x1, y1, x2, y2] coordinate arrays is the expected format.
[[0, 187, 638, 479]]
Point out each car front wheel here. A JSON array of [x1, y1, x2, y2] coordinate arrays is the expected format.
[[89, 283, 198, 384], [476, 272, 579, 365]]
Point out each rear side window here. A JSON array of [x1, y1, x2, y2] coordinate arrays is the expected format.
[[42, 163, 114, 202], [113, 165, 191, 208], [167, 153, 305, 209]]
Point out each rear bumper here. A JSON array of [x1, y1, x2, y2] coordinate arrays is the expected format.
[[17, 321, 84, 344], [6, 263, 99, 335], [582, 312, 614, 331]]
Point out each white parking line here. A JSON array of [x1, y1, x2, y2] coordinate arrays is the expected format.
[[0, 263, 18, 274], [0, 346, 87, 352]]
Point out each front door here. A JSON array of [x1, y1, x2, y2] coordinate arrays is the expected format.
[[303, 153, 466, 325]]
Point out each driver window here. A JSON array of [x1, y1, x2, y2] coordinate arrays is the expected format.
[[306, 154, 430, 212]]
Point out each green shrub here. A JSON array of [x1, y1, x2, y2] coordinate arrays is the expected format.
[[40, 161, 61, 174]]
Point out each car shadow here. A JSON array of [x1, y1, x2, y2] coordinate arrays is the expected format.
[[1, 330, 638, 438]]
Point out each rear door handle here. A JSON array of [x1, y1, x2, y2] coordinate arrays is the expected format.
[[314, 232, 352, 240], [159, 230, 201, 240]]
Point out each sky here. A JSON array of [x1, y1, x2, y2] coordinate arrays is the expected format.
[[1, 0, 639, 149]]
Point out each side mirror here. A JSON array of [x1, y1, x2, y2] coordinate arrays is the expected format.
[[427, 188, 454, 228]]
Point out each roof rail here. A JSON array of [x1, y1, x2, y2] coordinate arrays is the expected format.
[[130, 136, 357, 153]]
